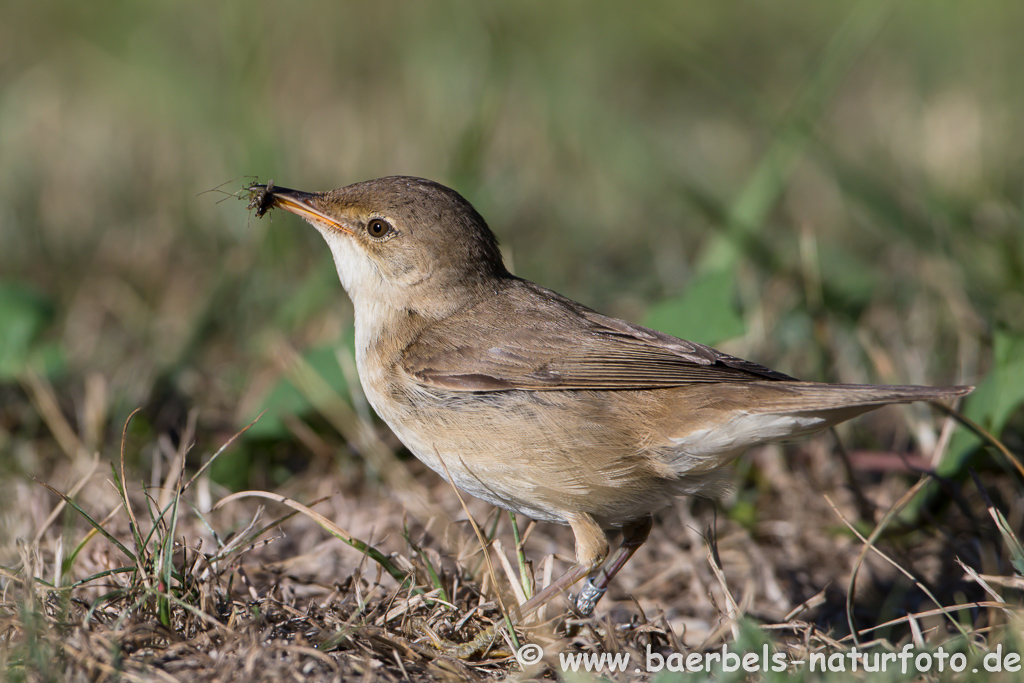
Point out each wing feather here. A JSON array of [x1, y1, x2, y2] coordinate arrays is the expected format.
[[402, 279, 795, 391]]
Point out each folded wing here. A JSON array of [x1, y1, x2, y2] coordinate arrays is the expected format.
[[402, 279, 796, 392]]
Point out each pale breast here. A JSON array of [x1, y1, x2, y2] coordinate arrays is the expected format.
[[360, 359, 694, 526]]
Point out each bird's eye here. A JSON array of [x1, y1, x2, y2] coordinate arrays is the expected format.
[[366, 218, 394, 240]]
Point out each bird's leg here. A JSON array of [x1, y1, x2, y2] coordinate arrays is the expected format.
[[443, 512, 608, 659], [513, 512, 609, 619], [574, 514, 653, 616]]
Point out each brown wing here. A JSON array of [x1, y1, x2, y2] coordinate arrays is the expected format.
[[402, 279, 796, 391]]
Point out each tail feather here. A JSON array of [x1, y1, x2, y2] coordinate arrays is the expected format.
[[751, 382, 973, 414], [667, 382, 972, 471]]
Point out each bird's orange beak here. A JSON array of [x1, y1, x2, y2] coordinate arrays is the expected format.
[[248, 183, 353, 236]]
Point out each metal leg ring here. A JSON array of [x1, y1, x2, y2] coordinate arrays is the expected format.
[[574, 577, 607, 617]]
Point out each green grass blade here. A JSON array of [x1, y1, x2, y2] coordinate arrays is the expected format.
[[34, 479, 137, 564]]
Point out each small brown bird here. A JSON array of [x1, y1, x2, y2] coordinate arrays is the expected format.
[[248, 176, 971, 617]]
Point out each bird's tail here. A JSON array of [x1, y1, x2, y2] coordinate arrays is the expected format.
[[752, 382, 973, 414], [667, 382, 972, 474]]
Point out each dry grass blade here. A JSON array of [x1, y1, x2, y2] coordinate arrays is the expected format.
[[841, 601, 1019, 641], [434, 454, 519, 658], [782, 587, 828, 623], [181, 411, 267, 495], [61, 640, 178, 683], [959, 559, 1007, 605], [825, 487, 972, 646], [491, 539, 527, 607], [967, 574, 1024, 590], [204, 499, 314, 567], [214, 490, 413, 587], [31, 452, 100, 545], [704, 542, 742, 644]]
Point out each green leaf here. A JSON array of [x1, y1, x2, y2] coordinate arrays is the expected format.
[[643, 268, 745, 346], [0, 282, 55, 380], [942, 331, 1024, 476]]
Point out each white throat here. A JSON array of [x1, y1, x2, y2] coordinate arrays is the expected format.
[[319, 230, 403, 367]]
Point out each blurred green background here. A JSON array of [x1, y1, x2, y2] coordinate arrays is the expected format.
[[2, 0, 1022, 484]]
